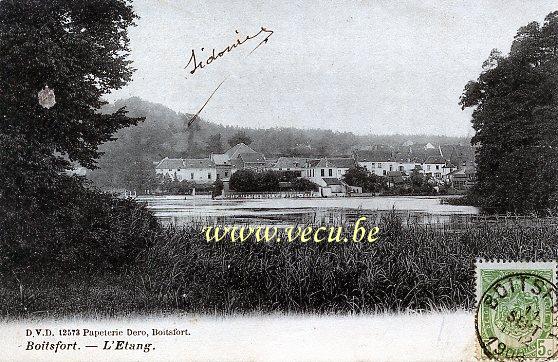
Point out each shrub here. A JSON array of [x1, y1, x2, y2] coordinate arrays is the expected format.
[[0, 172, 160, 274], [291, 178, 319, 191]]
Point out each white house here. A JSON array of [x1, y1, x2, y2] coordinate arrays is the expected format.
[[271, 157, 312, 177], [155, 158, 217, 184], [303, 157, 356, 185], [355, 150, 420, 176], [354, 149, 454, 180], [422, 156, 450, 179]]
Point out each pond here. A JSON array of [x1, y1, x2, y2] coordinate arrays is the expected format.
[[137, 195, 479, 227]]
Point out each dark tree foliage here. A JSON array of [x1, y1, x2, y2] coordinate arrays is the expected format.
[[290, 178, 319, 192], [228, 131, 252, 146], [258, 171, 280, 192], [0, 1, 158, 272], [0, 0, 142, 169], [206, 133, 224, 154], [230, 170, 280, 192], [212, 179, 224, 198], [229, 169, 258, 192], [460, 12, 558, 214], [0, 134, 160, 272], [343, 166, 383, 193]]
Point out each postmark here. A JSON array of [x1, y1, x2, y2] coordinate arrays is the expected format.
[[475, 260, 558, 360]]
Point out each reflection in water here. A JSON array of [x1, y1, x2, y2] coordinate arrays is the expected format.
[[137, 196, 479, 227]]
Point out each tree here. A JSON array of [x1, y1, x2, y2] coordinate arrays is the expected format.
[[291, 178, 319, 192], [257, 171, 280, 192], [408, 170, 435, 195], [460, 11, 558, 214], [206, 133, 225, 154], [212, 179, 224, 198], [0, 0, 142, 169], [228, 131, 252, 146], [343, 166, 382, 192], [0, 1, 158, 272], [229, 169, 257, 192]]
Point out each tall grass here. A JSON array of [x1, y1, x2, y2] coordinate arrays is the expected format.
[[2, 212, 557, 317], [136, 213, 558, 313]]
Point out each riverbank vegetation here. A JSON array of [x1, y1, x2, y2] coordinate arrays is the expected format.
[[2, 212, 557, 317]]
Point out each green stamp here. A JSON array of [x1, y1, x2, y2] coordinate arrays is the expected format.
[[475, 261, 558, 360]]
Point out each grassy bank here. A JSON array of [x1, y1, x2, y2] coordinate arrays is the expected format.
[[1, 213, 558, 317]]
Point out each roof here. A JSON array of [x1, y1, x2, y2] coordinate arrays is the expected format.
[[322, 178, 344, 186], [306, 159, 321, 167], [314, 157, 356, 169], [354, 150, 393, 162], [230, 158, 244, 169], [155, 158, 184, 169], [182, 159, 216, 168], [424, 156, 447, 164], [224, 143, 257, 159], [210, 153, 230, 165], [274, 157, 311, 169], [239, 152, 266, 163], [156, 158, 215, 169]]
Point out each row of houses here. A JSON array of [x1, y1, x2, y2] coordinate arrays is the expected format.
[[155, 142, 476, 191]]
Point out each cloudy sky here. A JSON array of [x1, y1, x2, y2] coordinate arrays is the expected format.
[[106, 0, 558, 136]]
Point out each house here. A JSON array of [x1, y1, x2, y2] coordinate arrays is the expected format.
[[319, 178, 349, 196], [271, 157, 312, 177], [224, 142, 258, 159], [238, 152, 267, 171], [354, 145, 456, 181], [355, 149, 422, 176], [446, 163, 477, 190], [210, 142, 265, 177], [155, 157, 217, 183], [422, 156, 448, 179], [304, 157, 356, 185]]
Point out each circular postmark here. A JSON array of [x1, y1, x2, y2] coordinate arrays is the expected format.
[[476, 272, 558, 360]]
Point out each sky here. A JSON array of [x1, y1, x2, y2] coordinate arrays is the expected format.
[[106, 0, 558, 136]]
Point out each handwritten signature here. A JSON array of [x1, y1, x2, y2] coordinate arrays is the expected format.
[[185, 27, 274, 75]]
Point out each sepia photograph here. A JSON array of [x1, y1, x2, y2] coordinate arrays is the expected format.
[[1, 0, 558, 361]]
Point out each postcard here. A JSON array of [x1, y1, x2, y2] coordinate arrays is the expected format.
[[1, 0, 558, 361]]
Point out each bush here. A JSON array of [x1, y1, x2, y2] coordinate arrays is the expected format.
[[230, 170, 280, 192], [291, 178, 319, 191], [0, 172, 160, 274]]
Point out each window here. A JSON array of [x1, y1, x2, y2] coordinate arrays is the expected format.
[[389, 165, 393, 171], [224, 171, 228, 177], [190, 173, 194, 179], [329, 169, 333, 177], [372, 163, 376, 168], [383, 170, 387, 176], [321, 169, 325, 177], [377, 163, 382, 168], [427, 165, 431, 171], [399, 166, 404, 171], [208, 173, 212, 179], [436, 165, 440, 170]]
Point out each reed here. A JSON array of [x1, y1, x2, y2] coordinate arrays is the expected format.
[[136, 212, 558, 313], [2, 212, 557, 316]]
